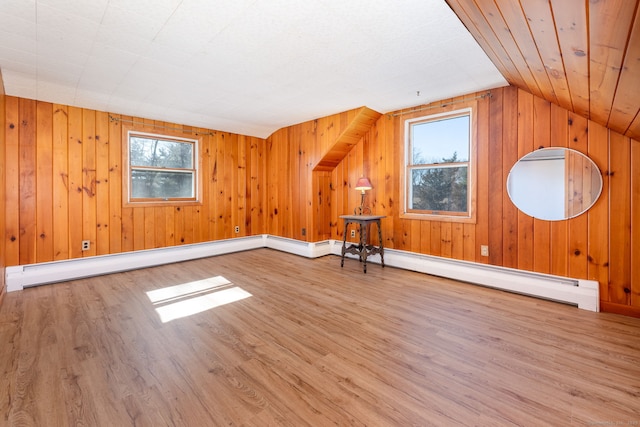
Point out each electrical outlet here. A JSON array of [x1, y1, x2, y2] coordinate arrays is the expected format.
[[481, 245, 489, 257], [234, 225, 240, 233], [301, 228, 306, 236], [81, 240, 90, 251], [350, 229, 356, 238]]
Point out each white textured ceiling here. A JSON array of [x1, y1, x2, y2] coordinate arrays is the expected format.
[[0, 0, 507, 138]]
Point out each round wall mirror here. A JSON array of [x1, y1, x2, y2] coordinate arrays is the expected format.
[[506, 147, 603, 221]]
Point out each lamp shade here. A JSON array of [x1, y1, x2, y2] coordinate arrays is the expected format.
[[355, 176, 372, 191]]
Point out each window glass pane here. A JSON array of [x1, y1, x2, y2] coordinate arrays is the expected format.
[[131, 170, 194, 198], [410, 166, 468, 212], [412, 115, 469, 164], [130, 136, 193, 168]]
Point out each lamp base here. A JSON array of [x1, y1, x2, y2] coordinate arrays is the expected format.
[[354, 206, 372, 215], [354, 192, 371, 215]]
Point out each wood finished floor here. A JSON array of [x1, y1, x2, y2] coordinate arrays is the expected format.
[[1, 248, 639, 426]]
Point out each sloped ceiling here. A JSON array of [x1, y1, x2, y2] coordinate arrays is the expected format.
[[447, 0, 640, 141], [0, 0, 507, 138]]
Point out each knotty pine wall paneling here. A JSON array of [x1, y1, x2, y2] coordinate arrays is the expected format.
[[36, 102, 53, 263], [608, 132, 632, 307], [329, 153, 344, 239], [68, 107, 84, 258], [549, 103, 569, 278], [5, 96, 19, 267], [632, 140, 640, 309], [586, 121, 610, 301], [567, 112, 589, 280], [0, 83, 5, 303], [82, 109, 97, 257], [532, 96, 552, 274], [291, 123, 302, 241], [228, 132, 240, 239], [474, 88, 491, 263], [264, 86, 638, 316], [98, 111, 114, 249], [4, 88, 640, 316], [210, 129, 225, 240], [19, 98, 36, 266], [500, 87, 519, 269], [107, 114, 125, 253], [516, 91, 535, 272], [250, 133, 266, 237], [3, 97, 265, 268], [266, 128, 284, 237], [266, 107, 365, 243], [487, 87, 504, 266], [309, 116, 332, 241]]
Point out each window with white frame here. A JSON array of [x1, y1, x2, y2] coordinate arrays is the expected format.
[[125, 130, 200, 205], [404, 107, 474, 219]]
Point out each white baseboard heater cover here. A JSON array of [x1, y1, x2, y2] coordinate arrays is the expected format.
[[5, 236, 598, 311]]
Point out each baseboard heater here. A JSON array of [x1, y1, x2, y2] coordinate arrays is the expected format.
[[5, 236, 598, 311], [358, 247, 598, 312]]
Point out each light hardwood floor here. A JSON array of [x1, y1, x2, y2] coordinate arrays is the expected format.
[[1, 249, 639, 426]]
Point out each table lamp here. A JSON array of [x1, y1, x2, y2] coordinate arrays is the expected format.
[[354, 176, 372, 215]]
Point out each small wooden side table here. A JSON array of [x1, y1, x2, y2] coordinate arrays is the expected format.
[[339, 215, 385, 273]]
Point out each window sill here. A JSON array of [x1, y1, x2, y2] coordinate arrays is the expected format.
[[124, 200, 202, 208], [400, 211, 476, 224]]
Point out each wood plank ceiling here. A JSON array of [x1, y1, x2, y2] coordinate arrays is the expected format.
[[447, 0, 640, 141]]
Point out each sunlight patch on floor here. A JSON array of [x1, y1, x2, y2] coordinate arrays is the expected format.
[[146, 276, 252, 323], [147, 276, 232, 303]]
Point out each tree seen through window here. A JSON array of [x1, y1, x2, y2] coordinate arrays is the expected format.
[[411, 152, 468, 212], [129, 134, 196, 200], [407, 111, 471, 215]]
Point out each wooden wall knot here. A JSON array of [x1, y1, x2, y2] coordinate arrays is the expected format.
[[82, 186, 96, 197], [60, 172, 69, 190]]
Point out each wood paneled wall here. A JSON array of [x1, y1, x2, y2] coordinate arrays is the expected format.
[[0, 79, 6, 304], [265, 108, 365, 242], [265, 86, 640, 317], [3, 88, 639, 316], [2, 97, 266, 266]]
